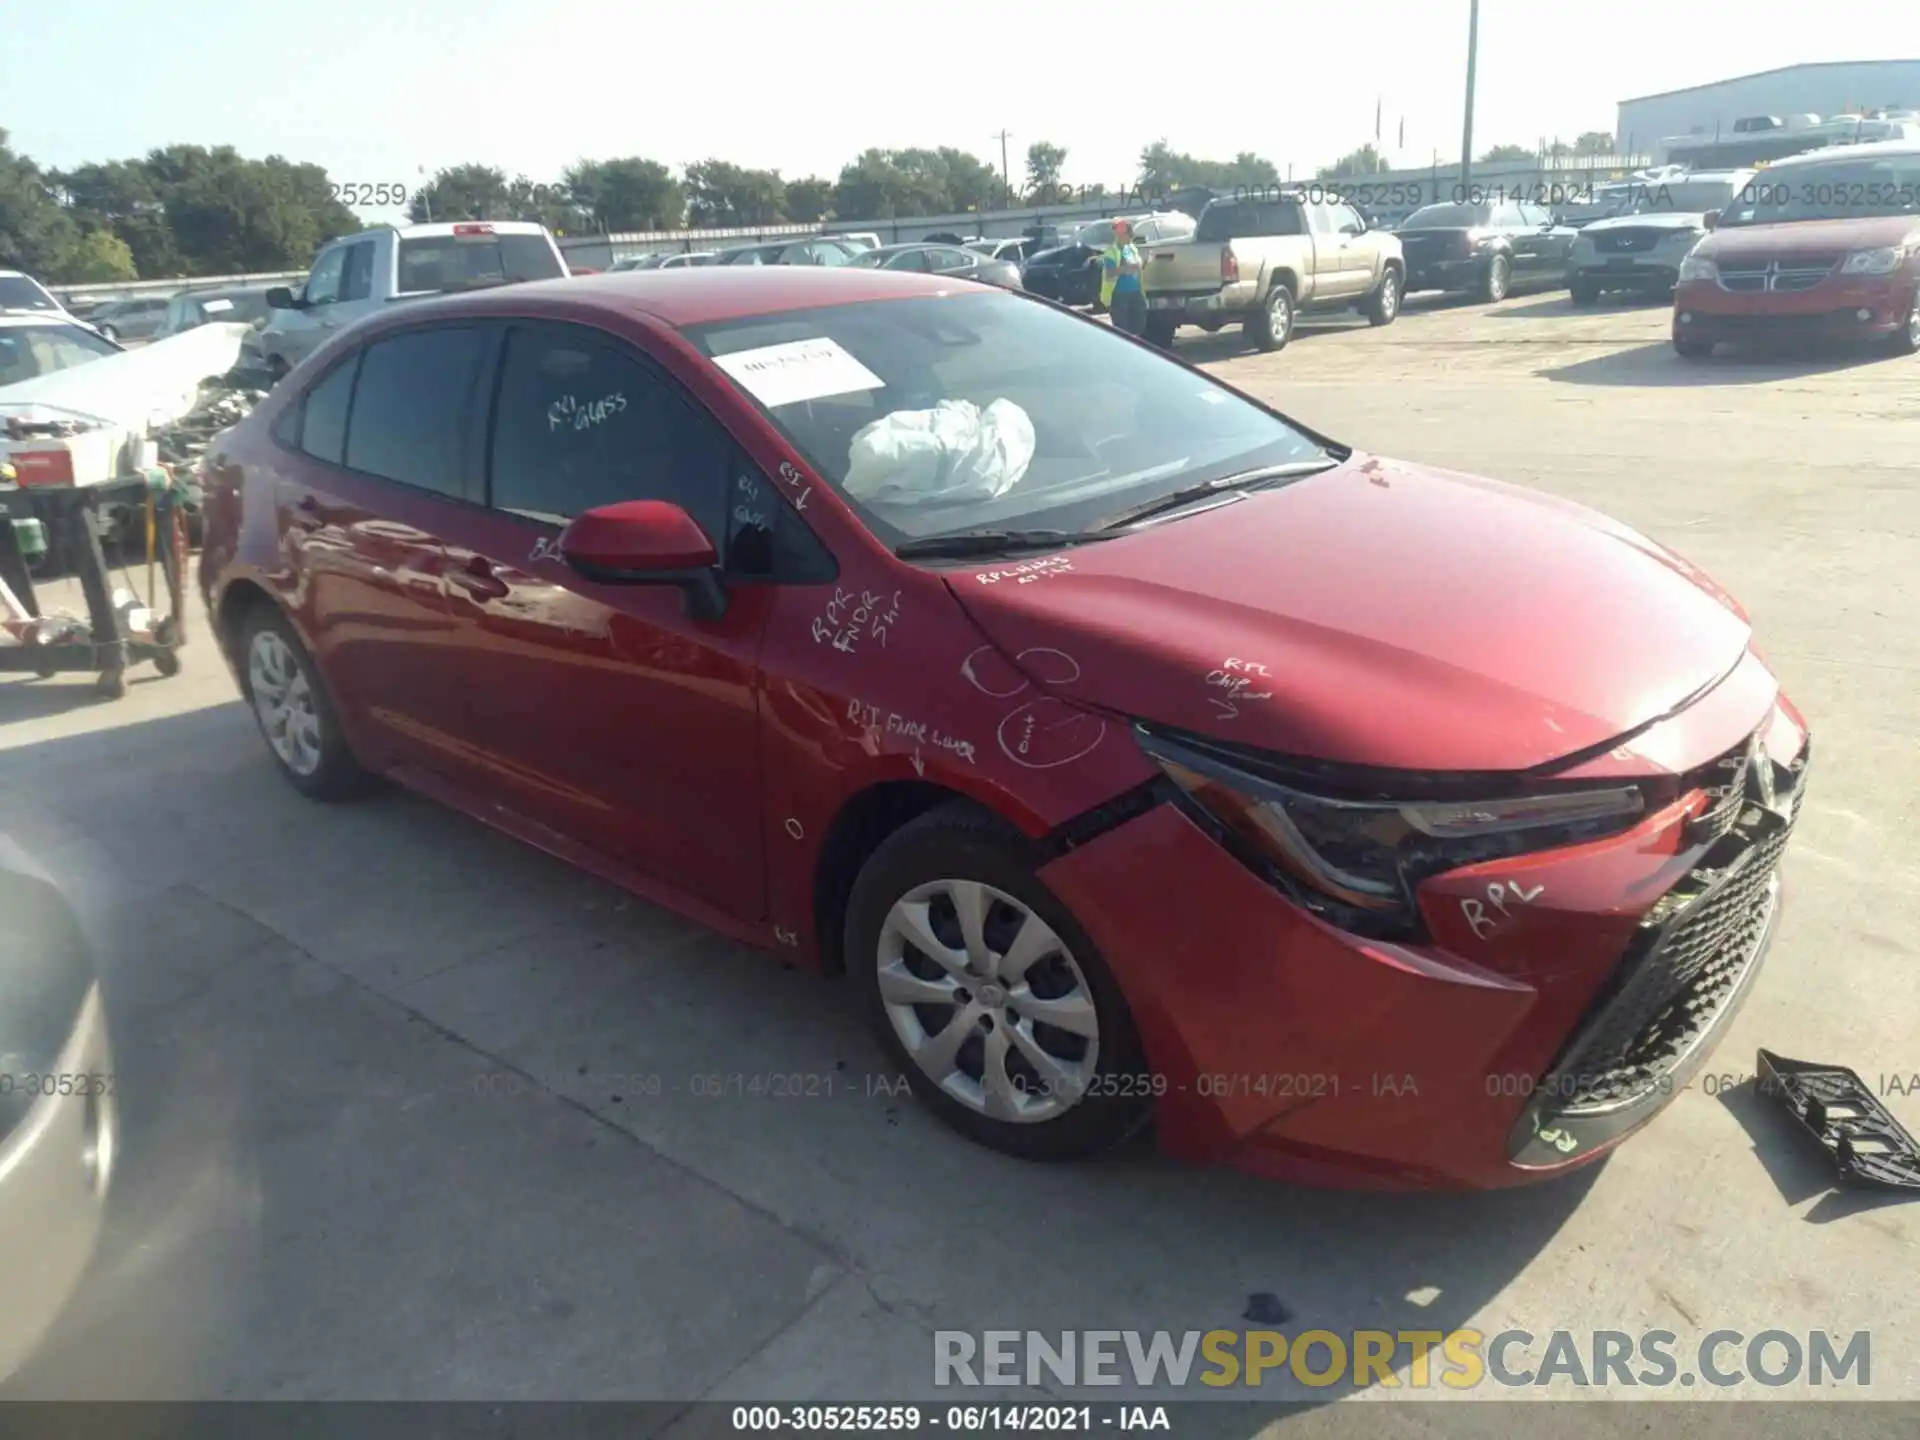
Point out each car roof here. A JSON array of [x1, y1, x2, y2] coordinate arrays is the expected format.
[[367, 266, 981, 330], [1765, 138, 1920, 169], [870, 241, 956, 253]]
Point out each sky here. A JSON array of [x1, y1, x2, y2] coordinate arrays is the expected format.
[[9, 1, 1920, 223]]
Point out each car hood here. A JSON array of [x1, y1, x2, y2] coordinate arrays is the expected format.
[[1581, 212, 1711, 234], [1699, 213, 1920, 258], [947, 454, 1753, 774]]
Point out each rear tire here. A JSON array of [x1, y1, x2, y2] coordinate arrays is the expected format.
[[1143, 313, 1178, 349], [1569, 276, 1599, 305], [1248, 282, 1295, 352], [1674, 338, 1714, 360], [847, 803, 1153, 1161], [238, 605, 381, 801], [1363, 268, 1402, 326]]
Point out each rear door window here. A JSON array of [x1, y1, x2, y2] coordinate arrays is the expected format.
[[342, 326, 490, 498]]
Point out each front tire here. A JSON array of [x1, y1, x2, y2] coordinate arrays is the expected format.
[[239, 606, 380, 801], [847, 804, 1152, 1161], [1891, 293, 1920, 355], [1363, 268, 1402, 325], [1674, 337, 1714, 360], [1480, 253, 1511, 303], [1248, 282, 1295, 352]]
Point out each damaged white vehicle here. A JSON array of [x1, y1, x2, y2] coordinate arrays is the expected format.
[[0, 320, 254, 546]]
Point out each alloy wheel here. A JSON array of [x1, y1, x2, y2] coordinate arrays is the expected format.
[[248, 629, 323, 776], [876, 878, 1100, 1123]]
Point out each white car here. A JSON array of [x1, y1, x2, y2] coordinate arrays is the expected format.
[[0, 270, 70, 319]]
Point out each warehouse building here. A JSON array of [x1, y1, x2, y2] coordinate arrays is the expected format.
[[1616, 59, 1920, 155]]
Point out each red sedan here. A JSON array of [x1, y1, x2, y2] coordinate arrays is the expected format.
[[197, 267, 1809, 1189]]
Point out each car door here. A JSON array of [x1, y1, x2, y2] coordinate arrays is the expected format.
[[333, 237, 379, 329], [427, 319, 796, 917], [1327, 201, 1379, 296], [271, 324, 485, 780], [883, 249, 934, 272], [1493, 201, 1543, 283], [1304, 200, 1362, 299], [279, 244, 349, 364], [1523, 203, 1576, 271]]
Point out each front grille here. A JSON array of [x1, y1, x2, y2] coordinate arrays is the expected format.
[[1533, 732, 1809, 1119], [1594, 228, 1664, 253], [1719, 256, 1840, 293]]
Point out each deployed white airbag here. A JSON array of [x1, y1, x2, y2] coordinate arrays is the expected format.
[[0, 322, 253, 431], [843, 398, 1036, 506]]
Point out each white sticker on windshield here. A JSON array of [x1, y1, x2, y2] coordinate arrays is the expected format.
[[713, 338, 885, 409], [202, 298, 235, 313]]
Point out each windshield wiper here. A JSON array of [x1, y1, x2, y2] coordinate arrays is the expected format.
[[894, 528, 1108, 560], [1093, 459, 1338, 532]]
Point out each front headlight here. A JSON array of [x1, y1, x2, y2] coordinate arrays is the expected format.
[[1139, 728, 1645, 938], [1840, 246, 1909, 275], [1678, 255, 1718, 283]]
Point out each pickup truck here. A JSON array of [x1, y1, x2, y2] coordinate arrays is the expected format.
[[257, 221, 568, 379], [1139, 193, 1404, 351]]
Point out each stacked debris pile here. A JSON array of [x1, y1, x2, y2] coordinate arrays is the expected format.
[[153, 368, 271, 478]]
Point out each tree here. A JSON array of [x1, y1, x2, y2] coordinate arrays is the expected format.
[[890, 147, 998, 213], [833, 150, 920, 219], [684, 159, 787, 227], [1136, 141, 1284, 195], [50, 159, 178, 277], [783, 175, 835, 223], [0, 129, 79, 276], [1318, 144, 1390, 180], [565, 157, 683, 232], [57, 229, 138, 283], [408, 164, 512, 223], [1480, 143, 1536, 163], [1574, 131, 1615, 155], [1024, 140, 1066, 196], [166, 157, 328, 273]]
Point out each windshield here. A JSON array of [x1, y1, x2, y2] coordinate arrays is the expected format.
[[0, 276, 60, 313], [395, 233, 565, 292], [1627, 180, 1741, 214], [0, 323, 120, 385], [202, 292, 273, 323], [1401, 203, 1490, 228], [1718, 156, 1920, 226], [685, 291, 1328, 547]]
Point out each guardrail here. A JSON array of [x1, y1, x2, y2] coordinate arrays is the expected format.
[[53, 272, 308, 306]]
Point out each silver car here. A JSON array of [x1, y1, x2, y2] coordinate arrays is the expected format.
[[88, 296, 171, 343], [848, 242, 1023, 289], [0, 835, 116, 1382], [1567, 171, 1754, 303]]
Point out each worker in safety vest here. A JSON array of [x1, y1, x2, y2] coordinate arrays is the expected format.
[[1100, 219, 1145, 336]]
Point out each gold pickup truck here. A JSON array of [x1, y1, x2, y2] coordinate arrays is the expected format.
[[1140, 191, 1405, 351]]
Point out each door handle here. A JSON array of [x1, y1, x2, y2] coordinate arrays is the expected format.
[[447, 555, 510, 600], [289, 494, 323, 531]]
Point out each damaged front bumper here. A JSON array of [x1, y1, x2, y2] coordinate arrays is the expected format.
[[1758, 1049, 1920, 1191]]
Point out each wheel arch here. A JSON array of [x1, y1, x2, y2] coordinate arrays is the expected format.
[[811, 781, 1012, 976]]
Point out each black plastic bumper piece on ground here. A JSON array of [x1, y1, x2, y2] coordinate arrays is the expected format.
[[1757, 1048, 1920, 1191]]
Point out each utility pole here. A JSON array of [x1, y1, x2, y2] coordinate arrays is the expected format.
[[1459, 0, 1480, 198], [992, 130, 1013, 207]]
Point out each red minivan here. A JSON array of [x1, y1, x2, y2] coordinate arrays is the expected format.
[[199, 267, 1809, 1189], [1673, 139, 1920, 358]]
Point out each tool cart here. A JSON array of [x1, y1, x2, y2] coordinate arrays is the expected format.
[[0, 462, 190, 699]]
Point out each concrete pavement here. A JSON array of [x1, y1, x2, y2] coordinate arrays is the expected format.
[[0, 288, 1914, 1425]]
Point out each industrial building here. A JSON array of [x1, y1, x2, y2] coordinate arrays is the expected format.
[[1616, 59, 1920, 156]]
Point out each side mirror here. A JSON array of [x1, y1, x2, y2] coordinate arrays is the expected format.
[[265, 286, 298, 310], [1702, 210, 1721, 231], [559, 500, 728, 621]]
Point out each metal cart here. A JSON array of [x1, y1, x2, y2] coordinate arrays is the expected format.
[[0, 468, 188, 700]]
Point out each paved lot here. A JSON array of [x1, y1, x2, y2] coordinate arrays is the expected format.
[[1, 289, 1915, 1426]]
